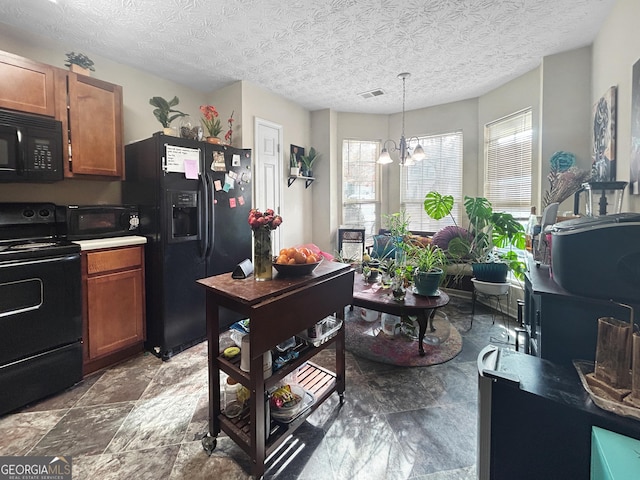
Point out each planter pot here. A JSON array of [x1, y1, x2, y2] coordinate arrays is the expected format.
[[290, 167, 300, 176], [162, 127, 177, 136], [206, 136, 222, 144], [413, 268, 443, 296], [471, 278, 510, 296], [472, 262, 508, 283], [69, 64, 91, 76]]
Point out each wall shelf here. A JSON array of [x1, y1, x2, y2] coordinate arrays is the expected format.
[[287, 175, 315, 188]]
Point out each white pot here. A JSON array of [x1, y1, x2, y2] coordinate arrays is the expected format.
[[472, 278, 510, 295], [290, 167, 300, 176]]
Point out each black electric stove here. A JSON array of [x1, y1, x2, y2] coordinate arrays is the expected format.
[[0, 202, 82, 415]]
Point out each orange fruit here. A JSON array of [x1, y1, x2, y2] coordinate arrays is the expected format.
[[276, 255, 288, 264], [306, 254, 317, 263], [279, 248, 288, 256], [286, 247, 297, 258], [293, 251, 307, 264], [300, 247, 312, 257], [287, 258, 296, 264]]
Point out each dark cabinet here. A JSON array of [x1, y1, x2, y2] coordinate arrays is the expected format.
[[523, 260, 639, 366]]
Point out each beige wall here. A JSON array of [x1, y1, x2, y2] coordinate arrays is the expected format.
[[592, 0, 640, 212], [240, 80, 311, 248], [539, 47, 593, 214]]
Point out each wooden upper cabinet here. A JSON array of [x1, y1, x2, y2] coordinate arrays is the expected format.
[[0, 50, 56, 116], [55, 69, 125, 179]]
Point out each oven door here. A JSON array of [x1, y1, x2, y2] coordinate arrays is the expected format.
[[0, 253, 81, 365], [0, 123, 21, 181]]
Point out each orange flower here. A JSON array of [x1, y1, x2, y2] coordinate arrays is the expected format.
[[200, 105, 222, 137]]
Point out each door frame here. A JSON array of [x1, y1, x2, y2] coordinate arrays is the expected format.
[[254, 117, 284, 251]]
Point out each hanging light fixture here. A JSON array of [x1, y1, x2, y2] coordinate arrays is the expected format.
[[377, 72, 426, 166]]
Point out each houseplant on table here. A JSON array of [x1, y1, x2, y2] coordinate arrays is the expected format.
[[405, 240, 447, 296], [149, 96, 187, 135], [424, 191, 526, 283]]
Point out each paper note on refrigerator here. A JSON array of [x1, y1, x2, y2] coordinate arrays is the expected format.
[[165, 145, 200, 173], [232, 154, 241, 166], [183, 159, 199, 179]]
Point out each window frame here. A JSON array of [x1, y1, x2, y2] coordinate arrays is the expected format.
[[400, 130, 464, 233]]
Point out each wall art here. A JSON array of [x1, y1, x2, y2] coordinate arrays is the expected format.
[[591, 86, 617, 182], [631, 59, 640, 194]]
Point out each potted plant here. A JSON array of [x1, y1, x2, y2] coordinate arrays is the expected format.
[[200, 104, 223, 143], [64, 52, 95, 75], [300, 147, 320, 177], [290, 152, 300, 177], [149, 96, 187, 135], [424, 191, 526, 283], [405, 240, 447, 296]]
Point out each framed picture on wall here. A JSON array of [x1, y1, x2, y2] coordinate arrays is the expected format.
[[591, 85, 617, 182], [631, 59, 640, 194], [290, 144, 304, 168]]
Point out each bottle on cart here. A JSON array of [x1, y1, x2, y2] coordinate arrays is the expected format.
[[223, 376, 243, 418]]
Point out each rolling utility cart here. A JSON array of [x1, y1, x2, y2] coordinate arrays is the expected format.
[[197, 261, 354, 477]]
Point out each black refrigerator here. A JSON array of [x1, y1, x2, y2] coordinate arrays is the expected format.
[[123, 133, 252, 360]]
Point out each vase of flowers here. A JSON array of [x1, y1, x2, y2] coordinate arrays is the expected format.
[[248, 208, 283, 281], [200, 105, 223, 143]]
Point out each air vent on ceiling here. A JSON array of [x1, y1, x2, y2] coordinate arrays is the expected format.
[[358, 89, 385, 99]]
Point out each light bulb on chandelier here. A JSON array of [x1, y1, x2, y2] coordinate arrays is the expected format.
[[377, 72, 426, 166]]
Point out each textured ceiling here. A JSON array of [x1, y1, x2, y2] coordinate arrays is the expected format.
[[0, 0, 616, 114]]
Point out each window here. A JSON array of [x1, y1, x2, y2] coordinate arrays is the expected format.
[[342, 140, 380, 238], [484, 109, 532, 219], [342, 139, 380, 240], [401, 131, 464, 232]]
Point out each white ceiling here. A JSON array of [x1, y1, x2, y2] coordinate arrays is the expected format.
[[0, 0, 616, 114]]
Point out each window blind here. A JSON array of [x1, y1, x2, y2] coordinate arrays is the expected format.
[[342, 139, 380, 239], [484, 109, 532, 218], [401, 131, 463, 233]]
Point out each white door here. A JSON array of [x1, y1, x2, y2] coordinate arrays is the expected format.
[[254, 117, 283, 252]]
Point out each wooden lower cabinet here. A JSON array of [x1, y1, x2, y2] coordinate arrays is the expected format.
[[82, 245, 146, 374]]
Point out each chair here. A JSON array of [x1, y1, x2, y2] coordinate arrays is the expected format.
[[535, 202, 558, 264]]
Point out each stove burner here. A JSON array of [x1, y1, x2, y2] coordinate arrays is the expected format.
[[10, 242, 58, 250]]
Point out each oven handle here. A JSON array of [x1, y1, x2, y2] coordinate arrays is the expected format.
[[0, 279, 43, 318], [0, 254, 79, 268]]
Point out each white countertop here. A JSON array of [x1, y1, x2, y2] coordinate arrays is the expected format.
[[72, 235, 147, 251]]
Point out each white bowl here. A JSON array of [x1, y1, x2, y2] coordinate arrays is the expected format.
[[472, 278, 510, 295], [360, 308, 379, 322]]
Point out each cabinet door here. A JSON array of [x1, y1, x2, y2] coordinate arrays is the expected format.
[[86, 268, 144, 359], [0, 50, 56, 116], [66, 73, 124, 178]]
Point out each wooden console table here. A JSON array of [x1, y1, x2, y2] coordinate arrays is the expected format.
[[351, 275, 450, 356], [197, 261, 354, 477]]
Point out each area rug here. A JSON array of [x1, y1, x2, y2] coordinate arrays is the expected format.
[[345, 310, 462, 367]]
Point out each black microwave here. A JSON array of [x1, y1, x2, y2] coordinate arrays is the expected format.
[[0, 109, 64, 182], [64, 205, 140, 240]]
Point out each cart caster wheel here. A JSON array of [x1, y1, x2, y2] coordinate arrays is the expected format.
[[201, 434, 217, 455], [339, 393, 345, 405]]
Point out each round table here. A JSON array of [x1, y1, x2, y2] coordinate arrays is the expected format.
[[351, 275, 450, 356]]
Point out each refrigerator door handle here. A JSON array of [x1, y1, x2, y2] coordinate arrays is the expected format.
[[205, 173, 214, 259], [199, 172, 209, 259]]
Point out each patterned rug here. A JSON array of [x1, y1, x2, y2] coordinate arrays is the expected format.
[[345, 307, 463, 367]]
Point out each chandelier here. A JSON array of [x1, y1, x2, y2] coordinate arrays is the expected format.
[[377, 72, 425, 166]]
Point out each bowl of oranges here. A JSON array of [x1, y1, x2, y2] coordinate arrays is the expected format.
[[273, 247, 323, 276]]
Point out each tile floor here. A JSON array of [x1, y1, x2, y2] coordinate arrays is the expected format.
[[0, 294, 517, 479]]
